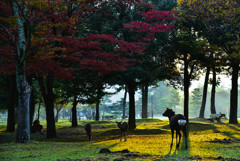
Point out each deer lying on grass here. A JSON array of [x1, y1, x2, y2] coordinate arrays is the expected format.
[[85, 123, 92, 142], [116, 121, 128, 142], [163, 108, 187, 149], [31, 119, 45, 137], [31, 106, 44, 137]]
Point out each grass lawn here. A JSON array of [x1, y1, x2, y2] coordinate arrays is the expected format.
[[0, 118, 240, 161]]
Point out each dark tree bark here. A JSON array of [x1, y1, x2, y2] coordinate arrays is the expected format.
[[210, 66, 217, 114], [38, 76, 57, 138], [183, 55, 190, 123], [72, 95, 78, 127], [122, 86, 127, 119], [7, 75, 17, 132], [28, 77, 35, 128], [141, 82, 148, 118], [199, 66, 210, 118], [229, 61, 239, 124], [11, 2, 31, 143], [127, 82, 136, 130], [95, 99, 100, 121], [15, 63, 31, 143]]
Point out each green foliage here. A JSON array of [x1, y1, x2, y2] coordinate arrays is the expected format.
[[168, 88, 180, 110], [190, 88, 202, 116], [191, 88, 202, 107]]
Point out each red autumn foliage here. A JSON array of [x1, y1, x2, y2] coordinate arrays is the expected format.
[[0, 0, 176, 79]]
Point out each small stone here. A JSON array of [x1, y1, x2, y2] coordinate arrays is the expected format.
[[99, 148, 111, 153]]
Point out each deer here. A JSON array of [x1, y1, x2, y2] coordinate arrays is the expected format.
[[31, 106, 44, 137], [116, 121, 128, 142], [162, 108, 187, 149], [85, 123, 92, 142], [220, 112, 227, 119]]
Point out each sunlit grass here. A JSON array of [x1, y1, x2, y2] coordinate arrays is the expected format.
[[0, 118, 240, 160], [94, 119, 240, 160]]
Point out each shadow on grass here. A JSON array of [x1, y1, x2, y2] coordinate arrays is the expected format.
[[33, 127, 169, 143], [161, 122, 218, 133], [221, 123, 240, 142], [164, 131, 191, 160]]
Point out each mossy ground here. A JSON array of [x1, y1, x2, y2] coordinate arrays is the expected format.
[[0, 118, 239, 160]]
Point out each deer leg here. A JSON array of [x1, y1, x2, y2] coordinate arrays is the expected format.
[[171, 129, 174, 147], [178, 131, 182, 148], [176, 130, 181, 148]]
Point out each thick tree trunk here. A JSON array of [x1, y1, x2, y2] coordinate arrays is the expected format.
[[229, 61, 239, 124], [15, 63, 31, 143], [142, 82, 148, 118], [122, 86, 127, 119], [7, 75, 17, 132], [11, 1, 31, 143], [210, 66, 217, 114], [199, 67, 210, 118], [38, 76, 57, 138], [72, 95, 78, 127], [127, 82, 136, 130], [184, 57, 189, 122]]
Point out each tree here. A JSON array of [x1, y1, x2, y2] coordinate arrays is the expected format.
[[137, 0, 178, 119], [172, 30, 205, 122], [0, 1, 41, 143], [168, 88, 180, 111], [122, 86, 128, 119], [179, 0, 240, 123], [1, 75, 16, 132], [190, 88, 202, 116], [199, 65, 210, 118]]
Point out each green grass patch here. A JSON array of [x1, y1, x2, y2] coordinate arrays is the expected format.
[[0, 118, 240, 160]]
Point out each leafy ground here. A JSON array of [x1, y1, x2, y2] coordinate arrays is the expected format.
[[0, 118, 240, 161]]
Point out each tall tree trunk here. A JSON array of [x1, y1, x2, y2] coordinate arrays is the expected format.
[[183, 56, 189, 122], [210, 66, 217, 114], [16, 64, 31, 143], [229, 61, 239, 124], [28, 77, 35, 128], [38, 76, 57, 138], [72, 95, 78, 127], [7, 75, 17, 132], [142, 82, 148, 118], [122, 86, 127, 119], [127, 82, 136, 130], [95, 99, 100, 121], [199, 67, 210, 118], [95, 84, 102, 121], [11, 1, 31, 143]]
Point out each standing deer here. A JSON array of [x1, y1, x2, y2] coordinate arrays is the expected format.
[[116, 121, 128, 142], [163, 108, 187, 149], [85, 123, 92, 142]]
